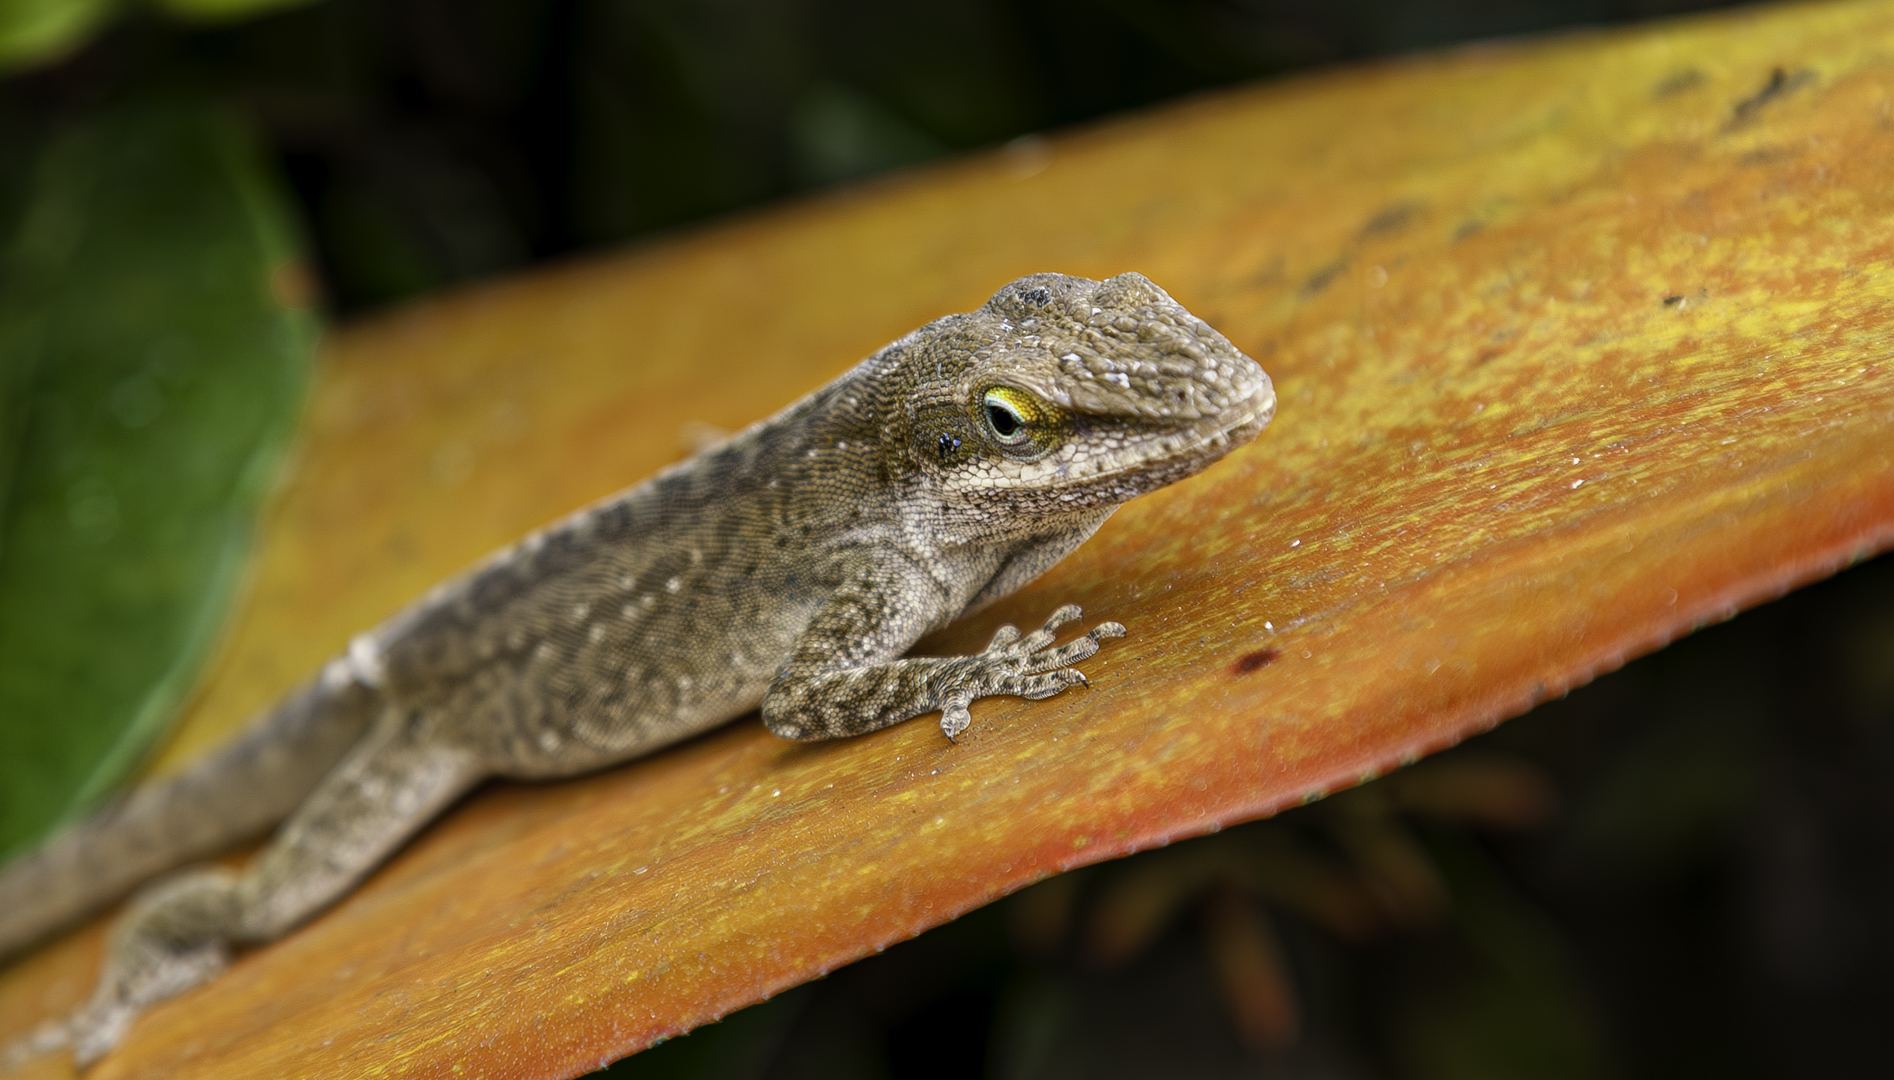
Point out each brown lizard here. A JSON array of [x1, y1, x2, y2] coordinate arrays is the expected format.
[[0, 271, 1274, 1068]]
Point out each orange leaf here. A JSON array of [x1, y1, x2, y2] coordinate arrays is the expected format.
[[6, 1, 1894, 1077]]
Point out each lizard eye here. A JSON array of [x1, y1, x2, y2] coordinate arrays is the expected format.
[[977, 386, 1067, 459], [984, 393, 1029, 445]]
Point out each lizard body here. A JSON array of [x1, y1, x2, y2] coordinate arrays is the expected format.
[[0, 271, 1273, 1067]]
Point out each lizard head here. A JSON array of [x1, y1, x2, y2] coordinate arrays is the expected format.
[[903, 272, 1274, 522]]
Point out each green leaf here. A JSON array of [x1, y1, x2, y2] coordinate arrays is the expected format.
[[0, 0, 325, 72], [0, 0, 117, 71], [152, 0, 322, 24], [0, 100, 316, 861]]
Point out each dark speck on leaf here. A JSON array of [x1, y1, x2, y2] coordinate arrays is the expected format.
[[1731, 67, 1814, 125], [1232, 648, 1279, 674], [1301, 257, 1351, 297], [1662, 295, 1685, 306], [1358, 201, 1419, 238], [1653, 68, 1705, 97]]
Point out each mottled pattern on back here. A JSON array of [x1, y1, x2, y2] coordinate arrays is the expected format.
[[375, 388, 859, 772]]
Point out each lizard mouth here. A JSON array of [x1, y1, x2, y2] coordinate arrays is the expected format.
[[1034, 374, 1277, 491]]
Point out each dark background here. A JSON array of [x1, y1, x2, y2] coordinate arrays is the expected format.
[[11, 2, 1893, 1078], [3, 0, 1752, 315]]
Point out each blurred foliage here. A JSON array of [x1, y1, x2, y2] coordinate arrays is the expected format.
[[0, 0, 114, 72], [1, 0, 1746, 315], [606, 551, 1894, 1079], [0, 0, 319, 72], [0, 100, 315, 860]]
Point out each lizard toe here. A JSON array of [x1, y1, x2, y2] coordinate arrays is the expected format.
[[983, 623, 1023, 652], [1013, 669, 1088, 699], [1027, 636, 1103, 672], [1038, 603, 1084, 632], [939, 693, 975, 741], [1016, 604, 1084, 653]]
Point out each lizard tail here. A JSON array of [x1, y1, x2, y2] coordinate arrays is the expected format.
[[0, 669, 383, 961]]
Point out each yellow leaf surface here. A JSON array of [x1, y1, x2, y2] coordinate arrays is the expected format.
[[6, 1, 1894, 1076]]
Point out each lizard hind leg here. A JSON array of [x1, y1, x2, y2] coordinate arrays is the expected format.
[[49, 712, 485, 1068], [64, 868, 243, 1066]]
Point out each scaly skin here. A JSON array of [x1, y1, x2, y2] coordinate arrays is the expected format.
[[0, 271, 1274, 1068]]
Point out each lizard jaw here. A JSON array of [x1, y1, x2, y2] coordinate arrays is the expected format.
[[993, 371, 1276, 495]]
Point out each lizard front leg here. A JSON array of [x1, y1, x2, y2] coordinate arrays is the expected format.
[[762, 561, 1125, 743], [28, 711, 483, 1068]]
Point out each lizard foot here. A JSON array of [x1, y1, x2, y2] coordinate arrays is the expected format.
[[939, 604, 1127, 741], [50, 869, 238, 1069], [1, 925, 229, 1073], [3, 1014, 75, 1073]]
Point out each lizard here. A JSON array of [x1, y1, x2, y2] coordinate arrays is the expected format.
[[0, 270, 1274, 1069]]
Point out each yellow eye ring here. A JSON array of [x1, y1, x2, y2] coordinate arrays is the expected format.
[[978, 386, 1067, 458]]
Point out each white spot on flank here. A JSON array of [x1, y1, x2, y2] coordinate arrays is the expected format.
[[347, 634, 386, 688], [666, 577, 682, 593], [319, 656, 355, 691], [1289, 539, 1301, 548]]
